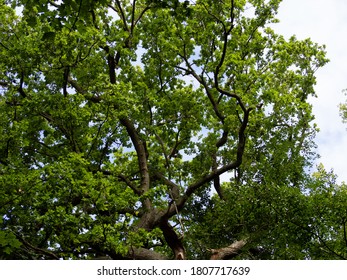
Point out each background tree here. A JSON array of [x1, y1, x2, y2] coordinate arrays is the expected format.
[[185, 164, 347, 260], [340, 90, 347, 124], [0, 0, 330, 259]]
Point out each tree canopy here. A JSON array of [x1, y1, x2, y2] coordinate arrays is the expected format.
[[2, 0, 346, 260]]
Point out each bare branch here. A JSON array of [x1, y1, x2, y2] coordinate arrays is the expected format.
[[128, 247, 168, 260], [210, 239, 247, 260]]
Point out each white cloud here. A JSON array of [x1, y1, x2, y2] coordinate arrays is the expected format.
[[273, 0, 347, 183]]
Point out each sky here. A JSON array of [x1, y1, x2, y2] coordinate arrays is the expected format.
[[272, 0, 347, 183]]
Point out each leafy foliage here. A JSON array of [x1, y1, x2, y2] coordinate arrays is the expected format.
[[1, 0, 344, 260]]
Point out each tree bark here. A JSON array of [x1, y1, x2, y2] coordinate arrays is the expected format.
[[128, 247, 168, 260], [159, 220, 186, 260], [210, 239, 247, 260]]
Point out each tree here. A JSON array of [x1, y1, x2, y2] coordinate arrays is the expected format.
[[340, 89, 347, 124], [0, 0, 329, 259], [185, 164, 347, 260]]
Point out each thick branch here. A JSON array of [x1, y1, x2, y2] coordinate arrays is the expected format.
[[343, 219, 347, 249], [18, 72, 27, 98], [119, 117, 150, 195], [102, 45, 117, 84], [128, 247, 168, 260], [212, 130, 229, 200], [212, 153, 223, 200], [159, 220, 185, 260], [89, 241, 167, 260], [210, 239, 247, 260], [131, 0, 136, 33]]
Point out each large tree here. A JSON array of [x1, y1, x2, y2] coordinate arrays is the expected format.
[[0, 0, 329, 259]]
